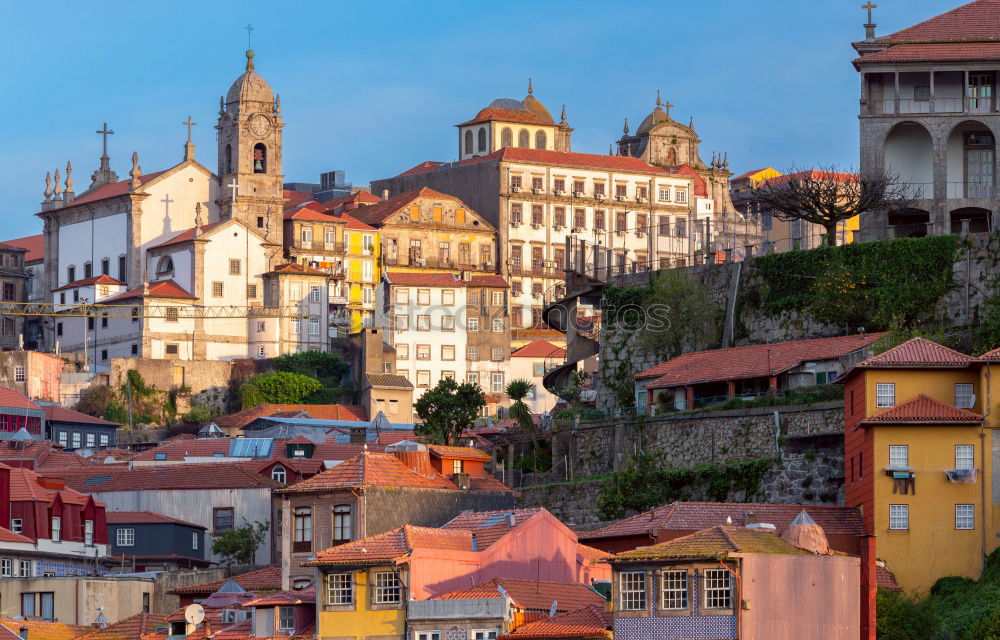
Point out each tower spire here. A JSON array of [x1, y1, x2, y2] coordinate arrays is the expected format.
[[559, 104, 567, 124], [656, 90, 661, 107], [245, 48, 255, 72], [623, 117, 630, 135], [527, 77, 533, 95]]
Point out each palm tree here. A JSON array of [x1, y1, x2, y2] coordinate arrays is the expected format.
[[506, 379, 543, 470]]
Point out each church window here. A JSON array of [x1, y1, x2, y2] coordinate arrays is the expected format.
[[518, 129, 530, 148], [229, 259, 241, 276], [257, 216, 265, 228], [156, 256, 174, 275], [253, 144, 267, 173], [248, 284, 258, 299], [535, 130, 547, 149], [501, 128, 513, 148], [84, 262, 93, 279], [165, 308, 179, 322], [131, 307, 139, 323], [478, 128, 487, 152], [67, 266, 75, 283], [101, 258, 110, 275], [118, 256, 127, 282], [224, 145, 233, 174], [464, 130, 474, 155], [165, 344, 179, 356], [212, 282, 224, 297]]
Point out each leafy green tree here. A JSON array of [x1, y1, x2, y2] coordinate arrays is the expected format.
[[506, 379, 548, 470], [414, 378, 485, 445], [637, 271, 719, 361], [876, 589, 939, 640], [239, 371, 324, 409], [211, 520, 270, 566], [75, 385, 115, 418], [274, 350, 348, 381], [181, 402, 216, 424]]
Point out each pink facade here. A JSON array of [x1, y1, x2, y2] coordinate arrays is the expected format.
[[739, 553, 860, 640], [406, 511, 611, 599]]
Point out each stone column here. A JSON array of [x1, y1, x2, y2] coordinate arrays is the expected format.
[[931, 125, 950, 235], [192, 242, 208, 359]]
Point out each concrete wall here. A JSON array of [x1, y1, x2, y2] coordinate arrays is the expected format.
[[109, 357, 246, 414], [0, 351, 64, 402], [0, 575, 154, 625], [150, 566, 238, 614]]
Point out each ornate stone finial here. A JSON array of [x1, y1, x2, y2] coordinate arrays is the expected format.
[[689, 116, 695, 130], [609, 144, 614, 155], [527, 78, 533, 95], [142, 271, 149, 296], [623, 117, 630, 135], [711, 151, 718, 168], [53, 169, 62, 196], [560, 104, 567, 123], [43, 172, 52, 200], [129, 152, 142, 191], [274, 93, 281, 115], [65, 161, 73, 192], [723, 152, 729, 169], [656, 90, 662, 107], [245, 49, 255, 72], [219, 96, 225, 115], [193, 203, 203, 236]]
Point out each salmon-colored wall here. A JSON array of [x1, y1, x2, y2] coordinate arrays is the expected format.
[[740, 553, 860, 640], [843, 374, 873, 533]]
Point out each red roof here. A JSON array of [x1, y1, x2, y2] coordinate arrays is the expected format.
[[637, 333, 884, 388], [268, 262, 330, 276], [877, 561, 903, 591], [335, 211, 376, 231], [436, 578, 605, 613], [384, 271, 507, 288], [243, 586, 316, 607], [856, 337, 975, 369], [458, 107, 549, 127], [0, 618, 90, 640], [322, 191, 382, 212], [9, 466, 98, 506], [283, 190, 316, 208], [277, 451, 458, 493], [284, 201, 337, 221], [1, 234, 44, 262], [51, 274, 125, 293], [578, 501, 866, 541], [56, 462, 278, 492], [399, 161, 446, 177], [308, 524, 474, 566], [214, 403, 367, 431], [169, 565, 282, 595], [498, 605, 612, 640], [665, 164, 709, 197], [511, 340, 566, 359], [0, 525, 33, 544], [442, 508, 544, 547], [64, 171, 168, 209], [861, 394, 981, 425], [0, 386, 39, 410], [427, 444, 491, 461], [75, 612, 169, 640], [150, 222, 226, 249], [102, 279, 196, 302], [396, 147, 676, 178], [130, 438, 231, 462], [43, 405, 119, 426], [349, 187, 465, 226], [859, 42, 1000, 64], [105, 510, 206, 528]]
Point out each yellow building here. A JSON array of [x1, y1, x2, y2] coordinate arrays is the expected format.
[[843, 337, 995, 593], [342, 214, 380, 334]]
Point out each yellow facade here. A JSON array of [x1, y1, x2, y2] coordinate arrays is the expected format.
[[343, 227, 381, 334], [317, 567, 405, 640]]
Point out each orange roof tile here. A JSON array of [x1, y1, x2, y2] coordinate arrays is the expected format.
[[57, 462, 278, 492], [1, 234, 44, 262], [442, 508, 544, 547], [609, 525, 808, 562], [436, 578, 605, 613], [638, 333, 884, 388], [149, 222, 226, 249], [511, 340, 566, 359], [877, 560, 903, 592], [268, 263, 330, 276], [51, 274, 125, 293], [859, 42, 1000, 64], [856, 337, 975, 369], [242, 586, 316, 607], [0, 386, 40, 410], [497, 605, 611, 640], [349, 187, 464, 226], [44, 405, 120, 426], [64, 171, 168, 209], [861, 394, 981, 425], [75, 612, 169, 640], [322, 191, 382, 212], [886, 0, 1000, 43], [577, 543, 612, 565], [0, 618, 89, 640], [105, 511, 206, 528], [334, 212, 376, 231], [283, 201, 337, 221], [395, 147, 677, 179], [578, 502, 866, 541], [169, 565, 283, 595], [308, 524, 473, 566], [0, 525, 33, 544], [458, 107, 549, 127], [428, 444, 491, 461], [102, 279, 196, 302], [277, 451, 456, 494], [9, 466, 96, 505], [384, 271, 507, 288], [283, 190, 316, 208], [215, 403, 367, 431]]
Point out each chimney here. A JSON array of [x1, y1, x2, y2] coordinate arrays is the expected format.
[[382, 189, 390, 200], [19, 627, 28, 640], [506, 513, 516, 528], [392, 448, 436, 477]]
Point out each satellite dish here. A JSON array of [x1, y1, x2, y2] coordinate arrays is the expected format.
[[184, 604, 205, 625], [549, 600, 558, 617]]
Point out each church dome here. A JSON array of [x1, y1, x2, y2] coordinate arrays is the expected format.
[[521, 79, 554, 124], [636, 92, 672, 135], [226, 50, 274, 106]]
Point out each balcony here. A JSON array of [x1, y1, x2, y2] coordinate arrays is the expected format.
[[892, 182, 994, 200], [292, 240, 345, 254], [863, 70, 997, 117], [509, 263, 562, 279], [382, 255, 485, 271]]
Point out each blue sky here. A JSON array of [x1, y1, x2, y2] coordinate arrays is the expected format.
[[2, 0, 955, 239]]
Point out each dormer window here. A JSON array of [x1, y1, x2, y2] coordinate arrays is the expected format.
[[272, 464, 286, 484], [156, 256, 174, 276]]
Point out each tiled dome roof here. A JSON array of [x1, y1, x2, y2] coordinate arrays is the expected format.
[[226, 50, 273, 105]]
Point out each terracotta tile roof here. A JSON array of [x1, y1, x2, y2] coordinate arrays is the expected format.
[[321, 191, 382, 212], [0, 525, 33, 544], [283, 201, 337, 221], [885, 0, 1000, 43], [242, 586, 316, 607], [87, 448, 136, 462], [102, 279, 196, 302], [335, 212, 376, 231], [214, 403, 368, 431], [0, 618, 89, 640], [267, 262, 330, 276], [861, 394, 981, 425], [442, 508, 543, 547], [498, 605, 612, 640], [877, 560, 903, 591], [105, 510, 206, 528], [663, 164, 709, 197], [149, 222, 226, 249], [308, 524, 473, 566], [979, 346, 1000, 361], [578, 502, 866, 541], [277, 451, 456, 493], [9, 466, 96, 505], [856, 337, 975, 369], [209, 620, 252, 640], [169, 565, 283, 595], [637, 333, 884, 388], [511, 340, 566, 359], [57, 462, 278, 492], [1, 234, 44, 262], [428, 444, 491, 461], [468, 275, 509, 288], [399, 161, 446, 177], [458, 107, 549, 127], [51, 274, 126, 293], [436, 578, 605, 613], [395, 147, 676, 179], [0, 386, 40, 410], [44, 405, 120, 426], [859, 42, 1000, 64], [349, 187, 463, 226], [577, 543, 612, 565], [284, 190, 316, 208], [75, 612, 169, 640], [365, 373, 413, 389], [35, 449, 105, 472], [609, 525, 809, 562], [384, 271, 463, 287], [66, 171, 168, 208], [468, 474, 515, 493]]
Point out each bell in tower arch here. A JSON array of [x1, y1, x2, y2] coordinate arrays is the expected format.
[[253, 144, 267, 173]]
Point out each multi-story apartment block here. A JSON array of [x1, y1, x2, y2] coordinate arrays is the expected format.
[[854, 0, 1000, 239], [1, 235, 45, 350], [376, 271, 509, 404], [343, 216, 379, 334], [0, 242, 28, 350]]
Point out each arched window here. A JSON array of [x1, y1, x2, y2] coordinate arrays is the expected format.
[[464, 130, 473, 155], [271, 464, 286, 484], [535, 130, 547, 149], [477, 128, 487, 152], [501, 128, 513, 148], [333, 504, 352, 544], [224, 144, 232, 174], [253, 143, 267, 173], [518, 129, 530, 148], [667, 148, 677, 165], [155, 256, 174, 275]]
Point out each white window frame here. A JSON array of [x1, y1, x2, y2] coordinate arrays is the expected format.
[[491, 373, 504, 393], [84, 519, 93, 545], [889, 445, 909, 469], [0, 559, 10, 577], [99, 434, 109, 446], [417, 632, 441, 640], [362, 261, 373, 282], [472, 630, 498, 640], [395, 314, 410, 331], [956, 444, 975, 470], [294, 507, 313, 543], [192, 532, 199, 550], [397, 344, 410, 360], [86, 432, 95, 448], [492, 318, 504, 333], [468, 317, 479, 332], [889, 504, 909, 530], [309, 316, 321, 335], [327, 572, 353, 605], [618, 571, 646, 611], [291, 318, 301, 334], [416, 315, 430, 331], [658, 187, 672, 202], [373, 570, 402, 604], [703, 568, 732, 609], [278, 605, 295, 631], [441, 315, 455, 331], [18, 560, 30, 578], [116, 527, 134, 547], [309, 286, 321, 302], [442, 289, 455, 306], [51, 516, 61, 542], [14, 366, 25, 382], [396, 288, 410, 305], [272, 465, 287, 484], [876, 383, 895, 408], [10, 518, 22, 534], [956, 504, 975, 530], [955, 383, 975, 409], [418, 289, 431, 306], [71, 432, 81, 448], [467, 372, 480, 385]]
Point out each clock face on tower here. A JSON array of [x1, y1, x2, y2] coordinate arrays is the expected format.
[[248, 113, 272, 138]]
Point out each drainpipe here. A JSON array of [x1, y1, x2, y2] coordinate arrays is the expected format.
[[981, 363, 992, 574]]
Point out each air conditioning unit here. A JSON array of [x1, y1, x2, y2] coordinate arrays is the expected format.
[[531, 223, 541, 230], [511, 186, 521, 193], [571, 227, 584, 234], [636, 196, 647, 203], [532, 187, 544, 194], [553, 189, 565, 196], [511, 222, 521, 228], [553, 225, 564, 231], [595, 193, 606, 201], [616, 195, 627, 201], [616, 230, 625, 237], [543, 261, 555, 268], [573, 191, 585, 198]]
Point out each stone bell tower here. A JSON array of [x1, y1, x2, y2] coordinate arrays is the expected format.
[[216, 49, 285, 243]]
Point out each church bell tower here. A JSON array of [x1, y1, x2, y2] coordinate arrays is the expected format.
[[216, 49, 285, 243]]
